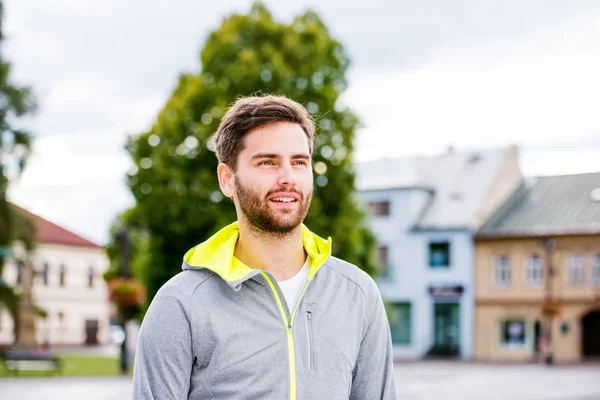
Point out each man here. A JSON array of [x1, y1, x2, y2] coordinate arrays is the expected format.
[[132, 95, 396, 399]]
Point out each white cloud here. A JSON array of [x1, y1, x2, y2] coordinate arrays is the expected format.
[[6, 134, 135, 245], [519, 148, 600, 178], [8, 180, 134, 246], [346, 7, 600, 160]]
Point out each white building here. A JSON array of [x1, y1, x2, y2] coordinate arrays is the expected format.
[[356, 146, 523, 360], [0, 205, 111, 347]]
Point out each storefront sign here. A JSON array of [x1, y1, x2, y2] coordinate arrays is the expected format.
[[428, 285, 464, 299]]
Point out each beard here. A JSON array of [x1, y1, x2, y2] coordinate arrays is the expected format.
[[235, 179, 312, 235]]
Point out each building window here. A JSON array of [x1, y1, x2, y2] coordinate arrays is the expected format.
[[376, 246, 392, 279], [59, 264, 66, 287], [429, 242, 450, 268], [40, 263, 49, 286], [526, 255, 543, 286], [368, 201, 390, 216], [88, 266, 94, 288], [568, 255, 584, 285], [388, 302, 411, 345], [495, 256, 510, 286], [501, 320, 526, 347], [594, 254, 600, 286]]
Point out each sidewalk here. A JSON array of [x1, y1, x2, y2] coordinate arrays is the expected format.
[[1, 361, 599, 399], [0, 377, 132, 400]]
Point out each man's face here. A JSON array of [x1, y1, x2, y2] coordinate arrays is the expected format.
[[230, 122, 313, 234]]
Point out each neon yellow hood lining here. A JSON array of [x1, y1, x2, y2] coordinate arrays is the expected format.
[[183, 221, 332, 283]]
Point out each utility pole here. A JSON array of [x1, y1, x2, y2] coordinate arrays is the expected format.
[[541, 237, 557, 365], [116, 228, 131, 375]]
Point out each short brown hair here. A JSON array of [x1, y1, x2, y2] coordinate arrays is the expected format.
[[214, 95, 316, 170]]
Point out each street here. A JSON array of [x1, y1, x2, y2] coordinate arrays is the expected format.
[[0, 362, 599, 399]]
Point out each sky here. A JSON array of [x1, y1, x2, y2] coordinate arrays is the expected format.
[[4, 0, 600, 245]]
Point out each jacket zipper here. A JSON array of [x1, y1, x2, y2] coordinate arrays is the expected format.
[[262, 272, 313, 400], [306, 310, 314, 370]]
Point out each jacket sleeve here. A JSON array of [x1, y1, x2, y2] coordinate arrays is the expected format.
[[350, 279, 397, 400], [132, 287, 194, 399]]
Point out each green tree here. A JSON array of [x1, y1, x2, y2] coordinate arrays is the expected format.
[[123, 2, 378, 303], [0, 0, 38, 341]]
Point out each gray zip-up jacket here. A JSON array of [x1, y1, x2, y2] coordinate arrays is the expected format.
[[132, 222, 396, 399]]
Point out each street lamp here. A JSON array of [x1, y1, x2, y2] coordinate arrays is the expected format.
[[116, 228, 131, 375]]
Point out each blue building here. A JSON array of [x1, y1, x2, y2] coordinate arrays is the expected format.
[[356, 146, 522, 359]]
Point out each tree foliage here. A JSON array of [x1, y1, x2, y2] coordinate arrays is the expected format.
[[122, 2, 378, 303], [0, 0, 36, 252], [0, 0, 38, 340]]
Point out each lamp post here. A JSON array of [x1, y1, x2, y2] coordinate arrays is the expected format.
[[541, 237, 557, 365], [116, 228, 131, 375]]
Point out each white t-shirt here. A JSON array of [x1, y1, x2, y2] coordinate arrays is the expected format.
[[278, 258, 310, 312]]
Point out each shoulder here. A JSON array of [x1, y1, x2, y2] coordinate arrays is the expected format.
[[321, 256, 381, 301], [142, 270, 217, 328], [153, 269, 216, 302]]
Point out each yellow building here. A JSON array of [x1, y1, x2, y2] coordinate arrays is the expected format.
[[474, 173, 600, 364]]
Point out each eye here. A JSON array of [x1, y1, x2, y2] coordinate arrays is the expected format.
[[292, 160, 308, 166], [258, 160, 275, 166]]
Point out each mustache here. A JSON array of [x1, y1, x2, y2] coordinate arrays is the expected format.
[[265, 188, 302, 197]]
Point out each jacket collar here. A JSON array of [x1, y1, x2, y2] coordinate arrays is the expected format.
[[182, 221, 332, 290]]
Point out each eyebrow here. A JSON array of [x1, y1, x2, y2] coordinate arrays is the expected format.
[[251, 153, 311, 160]]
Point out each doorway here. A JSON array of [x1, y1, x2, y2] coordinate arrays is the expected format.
[[533, 320, 542, 360], [84, 319, 99, 346], [432, 302, 460, 356], [582, 310, 600, 358]]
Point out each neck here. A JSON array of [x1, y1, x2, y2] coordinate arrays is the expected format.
[[234, 221, 306, 281]]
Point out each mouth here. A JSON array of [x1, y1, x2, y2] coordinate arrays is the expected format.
[[269, 194, 299, 206], [270, 197, 297, 203]]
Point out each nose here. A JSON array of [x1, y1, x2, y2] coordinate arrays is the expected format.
[[277, 164, 297, 187]]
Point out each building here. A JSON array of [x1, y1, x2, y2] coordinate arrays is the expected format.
[[474, 172, 600, 363], [0, 205, 111, 347], [474, 173, 600, 363], [356, 146, 523, 359]]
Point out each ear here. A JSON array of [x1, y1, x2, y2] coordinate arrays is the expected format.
[[217, 163, 235, 198]]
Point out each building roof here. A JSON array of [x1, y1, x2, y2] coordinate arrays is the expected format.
[[355, 147, 512, 230], [10, 204, 100, 248], [476, 172, 600, 238]]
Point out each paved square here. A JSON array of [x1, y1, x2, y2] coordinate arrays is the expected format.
[[394, 361, 600, 400], [0, 362, 599, 399]]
